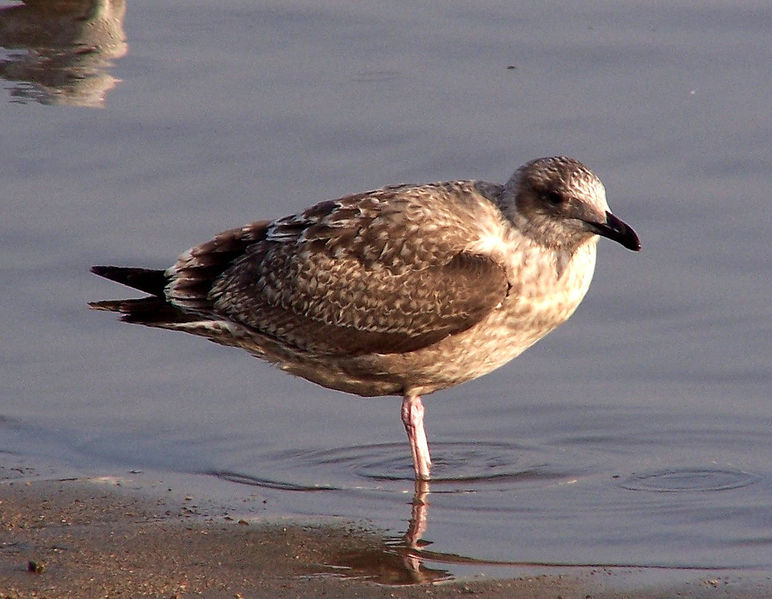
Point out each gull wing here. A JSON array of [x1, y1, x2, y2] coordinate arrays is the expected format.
[[170, 184, 510, 355]]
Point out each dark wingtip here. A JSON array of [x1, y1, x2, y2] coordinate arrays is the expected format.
[[88, 299, 122, 312], [91, 265, 128, 280], [90, 265, 168, 296]]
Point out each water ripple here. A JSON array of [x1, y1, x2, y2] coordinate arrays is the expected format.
[[618, 468, 760, 492], [210, 441, 592, 493]]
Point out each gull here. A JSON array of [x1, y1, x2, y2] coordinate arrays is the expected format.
[[90, 156, 640, 480]]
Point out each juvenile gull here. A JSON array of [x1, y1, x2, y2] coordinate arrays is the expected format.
[[90, 156, 640, 480]]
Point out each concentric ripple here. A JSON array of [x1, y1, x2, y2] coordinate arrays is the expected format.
[[618, 468, 759, 492], [210, 441, 592, 493]]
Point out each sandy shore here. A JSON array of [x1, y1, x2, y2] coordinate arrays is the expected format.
[[0, 476, 767, 598]]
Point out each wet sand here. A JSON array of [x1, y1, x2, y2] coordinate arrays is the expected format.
[[0, 476, 766, 598]]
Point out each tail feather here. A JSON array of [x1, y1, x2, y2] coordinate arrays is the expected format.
[[90, 222, 270, 331], [89, 266, 193, 327], [88, 296, 200, 326], [90, 266, 168, 296]]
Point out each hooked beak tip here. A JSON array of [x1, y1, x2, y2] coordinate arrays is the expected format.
[[592, 212, 641, 251]]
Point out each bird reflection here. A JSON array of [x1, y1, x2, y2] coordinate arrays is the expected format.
[[330, 479, 450, 584], [394, 479, 439, 580], [0, 0, 127, 107], [400, 480, 430, 569], [213, 468, 450, 583]]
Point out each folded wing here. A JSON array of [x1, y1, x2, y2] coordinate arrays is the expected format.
[[120, 184, 511, 356]]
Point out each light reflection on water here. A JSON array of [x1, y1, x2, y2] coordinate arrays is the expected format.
[[0, 0, 127, 107]]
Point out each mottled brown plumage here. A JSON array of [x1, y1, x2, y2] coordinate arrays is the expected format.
[[91, 156, 640, 479]]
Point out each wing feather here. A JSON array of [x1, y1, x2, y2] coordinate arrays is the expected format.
[[201, 183, 510, 355]]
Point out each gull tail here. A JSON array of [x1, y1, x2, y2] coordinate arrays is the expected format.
[[90, 221, 272, 341], [89, 266, 197, 326], [90, 266, 167, 296]]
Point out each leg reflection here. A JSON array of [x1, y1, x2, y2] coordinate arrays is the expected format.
[[401, 478, 431, 575]]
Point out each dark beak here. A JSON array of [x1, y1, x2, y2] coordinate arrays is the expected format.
[[588, 211, 641, 251]]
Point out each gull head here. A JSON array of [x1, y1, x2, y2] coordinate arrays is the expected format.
[[503, 156, 640, 252]]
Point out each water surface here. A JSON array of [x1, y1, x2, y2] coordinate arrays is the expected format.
[[1, 0, 770, 585]]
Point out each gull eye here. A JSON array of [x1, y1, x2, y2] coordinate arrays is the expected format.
[[543, 190, 566, 205]]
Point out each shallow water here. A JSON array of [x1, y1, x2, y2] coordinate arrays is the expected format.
[[1, 0, 770, 584]]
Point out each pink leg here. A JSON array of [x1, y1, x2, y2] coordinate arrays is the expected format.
[[401, 393, 432, 479]]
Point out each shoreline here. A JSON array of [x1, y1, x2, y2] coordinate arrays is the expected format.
[[1, 475, 767, 598]]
